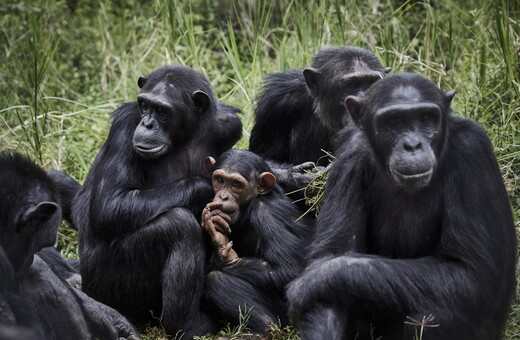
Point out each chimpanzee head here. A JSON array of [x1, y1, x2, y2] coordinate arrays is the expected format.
[[303, 46, 391, 132], [0, 153, 60, 277], [346, 73, 456, 191], [205, 149, 276, 225], [133, 65, 218, 159]]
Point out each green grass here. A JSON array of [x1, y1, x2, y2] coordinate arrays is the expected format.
[[0, 0, 518, 339]]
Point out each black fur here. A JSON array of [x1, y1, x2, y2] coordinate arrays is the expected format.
[[286, 74, 517, 340], [0, 152, 140, 340], [204, 149, 312, 332], [249, 46, 389, 195], [46, 168, 81, 228], [72, 65, 242, 338], [250, 46, 388, 164]]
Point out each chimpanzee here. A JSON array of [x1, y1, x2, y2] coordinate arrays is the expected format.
[[0, 152, 140, 340], [249, 46, 391, 191], [286, 74, 517, 340], [72, 65, 242, 338], [201, 149, 311, 333]]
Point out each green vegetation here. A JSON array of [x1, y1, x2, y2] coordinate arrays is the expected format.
[[1, 0, 518, 338]]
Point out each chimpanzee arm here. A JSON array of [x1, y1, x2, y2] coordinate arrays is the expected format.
[[307, 128, 370, 260], [89, 175, 212, 240], [288, 121, 516, 323], [220, 194, 308, 288]]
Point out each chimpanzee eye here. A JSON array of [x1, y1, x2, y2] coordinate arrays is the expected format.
[[140, 102, 149, 113], [215, 176, 224, 184], [421, 112, 434, 124], [386, 117, 399, 129], [157, 108, 166, 116], [232, 182, 242, 189]]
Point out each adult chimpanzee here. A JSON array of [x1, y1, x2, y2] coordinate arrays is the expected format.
[[286, 74, 517, 340], [249, 46, 391, 191], [72, 65, 242, 338], [201, 149, 311, 333], [0, 152, 140, 340]]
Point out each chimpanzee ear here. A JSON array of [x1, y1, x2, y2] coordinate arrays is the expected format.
[[303, 67, 321, 96], [257, 172, 276, 195], [205, 156, 216, 170], [444, 89, 457, 103], [192, 91, 210, 113], [138, 76, 148, 89], [384, 67, 392, 74], [345, 95, 366, 130], [17, 202, 59, 233]]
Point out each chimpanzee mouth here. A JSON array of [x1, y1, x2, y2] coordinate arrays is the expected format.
[[134, 144, 165, 155], [394, 168, 433, 180], [391, 167, 433, 191]]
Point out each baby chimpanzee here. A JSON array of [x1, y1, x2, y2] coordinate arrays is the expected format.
[[201, 149, 311, 333]]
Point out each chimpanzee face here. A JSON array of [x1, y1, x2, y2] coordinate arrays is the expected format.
[[132, 71, 210, 159], [133, 89, 174, 159], [205, 154, 276, 225], [210, 169, 256, 224], [302, 47, 391, 132], [373, 99, 442, 190], [346, 74, 456, 191]]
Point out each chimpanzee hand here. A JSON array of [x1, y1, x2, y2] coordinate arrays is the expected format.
[[201, 202, 239, 264], [201, 205, 229, 246], [272, 161, 324, 189], [293, 161, 324, 177], [204, 201, 232, 234]]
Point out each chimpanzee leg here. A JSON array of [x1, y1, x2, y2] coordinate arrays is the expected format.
[[160, 207, 218, 338], [82, 207, 204, 325], [299, 304, 348, 340], [205, 270, 281, 333]]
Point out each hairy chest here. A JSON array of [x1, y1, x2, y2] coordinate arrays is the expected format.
[[365, 182, 443, 258]]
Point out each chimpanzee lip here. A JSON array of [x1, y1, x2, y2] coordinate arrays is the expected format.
[[222, 208, 237, 217], [394, 168, 433, 180], [134, 144, 165, 154]]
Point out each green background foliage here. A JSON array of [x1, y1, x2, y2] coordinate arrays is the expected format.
[[0, 0, 518, 339]]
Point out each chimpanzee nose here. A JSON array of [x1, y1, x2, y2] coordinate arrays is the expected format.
[[219, 191, 229, 201], [142, 115, 155, 129], [403, 135, 422, 152]]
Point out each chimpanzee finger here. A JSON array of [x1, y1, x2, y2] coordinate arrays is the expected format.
[[220, 241, 239, 264], [201, 208, 208, 228], [202, 210, 217, 235], [292, 161, 316, 172], [290, 171, 318, 185], [311, 165, 326, 173], [220, 241, 233, 257], [209, 209, 232, 224], [211, 215, 230, 234], [206, 201, 223, 211]]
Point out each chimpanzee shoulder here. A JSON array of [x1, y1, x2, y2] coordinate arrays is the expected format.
[[250, 69, 313, 162]]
